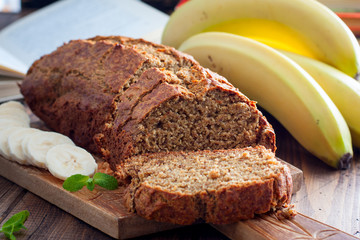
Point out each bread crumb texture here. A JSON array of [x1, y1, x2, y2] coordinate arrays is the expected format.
[[123, 146, 293, 225]]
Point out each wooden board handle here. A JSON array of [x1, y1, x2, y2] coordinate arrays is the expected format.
[[213, 212, 359, 240]]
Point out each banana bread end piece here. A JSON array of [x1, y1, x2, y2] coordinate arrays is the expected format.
[[123, 146, 293, 225]]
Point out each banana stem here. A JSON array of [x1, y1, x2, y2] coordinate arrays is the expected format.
[[338, 152, 353, 169]]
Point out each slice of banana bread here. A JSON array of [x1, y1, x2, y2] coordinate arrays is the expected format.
[[20, 36, 275, 170], [123, 146, 293, 225]]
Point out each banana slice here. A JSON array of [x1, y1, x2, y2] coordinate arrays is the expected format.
[[20, 133, 34, 162], [0, 127, 23, 159], [26, 131, 75, 168], [0, 101, 25, 111], [0, 119, 29, 131], [46, 144, 98, 180], [0, 107, 30, 126], [8, 127, 41, 164]]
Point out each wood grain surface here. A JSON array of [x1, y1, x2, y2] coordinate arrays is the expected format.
[[0, 151, 302, 239], [0, 175, 223, 240], [214, 212, 359, 240], [0, 156, 179, 239]]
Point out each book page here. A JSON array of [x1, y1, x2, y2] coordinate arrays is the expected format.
[[0, 79, 23, 102], [0, 47, 27, 77], [0, 0, 169, 76]]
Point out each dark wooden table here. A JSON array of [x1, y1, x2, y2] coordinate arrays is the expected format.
[[1, 3, 360, 240]]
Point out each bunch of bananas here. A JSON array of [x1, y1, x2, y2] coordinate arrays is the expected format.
[[161, 0, 360, 169]]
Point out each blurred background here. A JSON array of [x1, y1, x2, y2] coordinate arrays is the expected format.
[[1, 0, 359, 13], [0, 0, 180, 31], [0, 0, 359, 37], [1, 0, 179, 13]]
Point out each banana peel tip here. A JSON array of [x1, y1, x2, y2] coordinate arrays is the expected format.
[[338, 152, 353, 170], [355, 72, 360, 81]]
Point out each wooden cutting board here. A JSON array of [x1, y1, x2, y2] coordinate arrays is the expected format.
[[0, 110, 356, 239], [0, 154, 302, 239]]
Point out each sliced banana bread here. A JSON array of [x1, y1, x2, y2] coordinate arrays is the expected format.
[[20, 36, 275, 170], [123, 146, 293, 225]]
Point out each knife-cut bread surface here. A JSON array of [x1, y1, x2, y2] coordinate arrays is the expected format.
[[123, 146, 293, 225], [20, 36, 275, 170]]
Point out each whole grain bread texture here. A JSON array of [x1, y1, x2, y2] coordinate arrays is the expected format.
[[123, 146, 293, 225], [20, 36, 275, 171]]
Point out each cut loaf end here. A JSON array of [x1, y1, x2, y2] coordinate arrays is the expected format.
[[123, 146, 293, 225]]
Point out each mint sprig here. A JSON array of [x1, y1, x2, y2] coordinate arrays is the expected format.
[[93, 172, 118, 190], [63, 173, 118, 192], [0, 210, 29, 240]]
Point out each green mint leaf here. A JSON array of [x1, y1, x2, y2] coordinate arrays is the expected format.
[[86, 178, 95, 191], [0, 210, 29, 240], [2, 231, 13, 240], [2, 230, 15, 240], [2, 210, 29, 230], [63, 174, 89, 192], [93, 172, 118, 190], [2, 225, 15, 235]]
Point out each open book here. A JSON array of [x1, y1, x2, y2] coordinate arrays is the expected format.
[[0, 0, 169, 101]]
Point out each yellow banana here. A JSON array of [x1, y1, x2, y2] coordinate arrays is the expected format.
[[279, 50, 360, 148], [203, 18, 319, 60], [162, 0, 360, 78], [178, 32, 353, 169]]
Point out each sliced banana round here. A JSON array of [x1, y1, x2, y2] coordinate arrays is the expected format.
[[8, 127, 41, 164], [0, 119, 29, 131], [26, 131, 75, 168], [0, 126, 23, 159], [46, 144, 98, 180], [0, 101, 25, 111], [20, 131, 48, 165], [0, 107, 30, 126]]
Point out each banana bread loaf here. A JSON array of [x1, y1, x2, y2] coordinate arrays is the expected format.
[[123, 146, 293, 225], [20, 36, 275, 170]]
